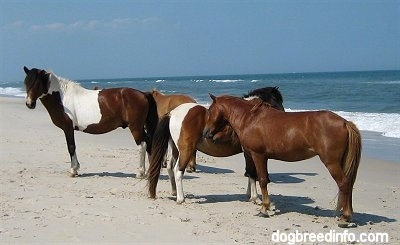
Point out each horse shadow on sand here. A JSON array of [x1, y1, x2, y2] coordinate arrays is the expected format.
[[78, 172, 135, 178], [193, 172, 396, 227], [79, 172, 200, 180], [195, 164, 235, 174], [156, 164, 235, 181]]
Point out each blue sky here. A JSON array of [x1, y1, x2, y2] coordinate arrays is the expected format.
[[1, 0, 399, 81]]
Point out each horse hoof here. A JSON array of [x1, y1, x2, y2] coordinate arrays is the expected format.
[[338, 219, 357, 228], [257, 203, 278, 217], [256, 211, 274, 217], [68, 170, 78, 177], [249, 197, 262, 205], [186, 167, 195, 173], [176, 199, 185, 204], [255, 212, 268, 217], [267, 209, 276, 216], [136, 172, 146, 179]]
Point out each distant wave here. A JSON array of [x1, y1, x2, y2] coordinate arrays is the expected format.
[[361, 80, 400, 84], [208, 79, 243, 83], [0, 87, 26, 97]]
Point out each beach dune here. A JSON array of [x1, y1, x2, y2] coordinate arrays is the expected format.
[[0, 96, 399, 243]]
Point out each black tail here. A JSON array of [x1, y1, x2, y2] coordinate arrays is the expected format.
[[147, 115, 171, 198], [144, 92, 159, 154]]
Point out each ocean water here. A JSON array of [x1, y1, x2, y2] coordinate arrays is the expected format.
[[1, 70, 399, 162]]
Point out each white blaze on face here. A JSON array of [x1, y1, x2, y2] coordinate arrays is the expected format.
[[169, 103, 199, 146]]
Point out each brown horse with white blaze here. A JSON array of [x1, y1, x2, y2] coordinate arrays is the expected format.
[[23, 66, 158, 177], [203, 94, 361, 227]]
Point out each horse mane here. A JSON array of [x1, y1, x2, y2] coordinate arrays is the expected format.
[[218, 90, 281, 145], [249, 98, 270, 113], [243, 86, 283, 104], [48, 71, 83, 93]]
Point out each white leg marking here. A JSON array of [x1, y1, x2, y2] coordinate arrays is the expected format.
[[167, 156, 177, 196], [69, 152, 80, 177], [248, 177, 261, 204], [137, 141, 146, 178], [174, 158, 185, 203]]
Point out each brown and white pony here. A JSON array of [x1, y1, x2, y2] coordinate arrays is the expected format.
[[151, 89, 197, 171], [147, 87, 284, 204], [23, 66, 158, 177], [204, 95, 361, 227]]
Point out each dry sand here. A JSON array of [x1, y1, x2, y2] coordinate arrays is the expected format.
[[1, 96, 399, 244]]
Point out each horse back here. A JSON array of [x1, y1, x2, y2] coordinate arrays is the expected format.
[[154, 93, 196, 117], [243, 109, 349, 160], [84, 88, 148, 133], [98, 87, 147, 110]]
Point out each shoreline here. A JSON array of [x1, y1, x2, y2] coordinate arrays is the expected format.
[[1, 96, 399, 243]]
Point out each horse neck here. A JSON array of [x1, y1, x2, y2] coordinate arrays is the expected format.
[[220, 98, 251, 131], [48, 73, 85, 97]]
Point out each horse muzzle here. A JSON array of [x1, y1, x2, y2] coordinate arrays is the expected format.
[[26, 99, 36, 109]]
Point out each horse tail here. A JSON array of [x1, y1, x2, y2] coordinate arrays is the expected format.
[[144, 92, 159, 153], [336, 121, 362, 211], [147, 115, 171, 199]]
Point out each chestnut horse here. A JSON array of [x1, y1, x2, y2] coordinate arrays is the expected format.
[[203, 95, 361, 226], [147, 87, 284, 203], [23, 66, 158, 177]]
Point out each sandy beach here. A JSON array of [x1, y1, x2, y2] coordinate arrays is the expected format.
[[0, 96, 399, 244]]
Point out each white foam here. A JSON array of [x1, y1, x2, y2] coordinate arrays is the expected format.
[[286, 108, 400, 139], [0, 87, 26, 97], [208, 79, 243, 83]]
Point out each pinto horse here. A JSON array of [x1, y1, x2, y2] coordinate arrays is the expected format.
[[203, 95, 361, 226], [151, 89, 197, 171], [23, 66, 158, 177], [147, 87, 284, 203]]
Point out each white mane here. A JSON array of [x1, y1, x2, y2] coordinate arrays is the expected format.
[[243, 95, 260, 101], [47, 72, 85, 95]]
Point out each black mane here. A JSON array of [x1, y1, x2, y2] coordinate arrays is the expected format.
[[243, 86, 284, 111]]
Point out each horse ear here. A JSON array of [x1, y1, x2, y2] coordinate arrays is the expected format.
[[209, 93, 216, 102], [39, 69, 47, 75], [23, 66, 30, 74]]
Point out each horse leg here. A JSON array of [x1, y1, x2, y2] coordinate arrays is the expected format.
[[186, 150, 197, 173], [174, 156, 185, 203], [137, 141, 147, 178], [64, 128, 80, 177], [167, 142, 178, 196], [247, 178, 261, 205], [244, 152, 260, 204], [174, 147, 193, 204], [128, 126, 147, 178], [251, 153, 275, 217], [323, 161, 352, 224]]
